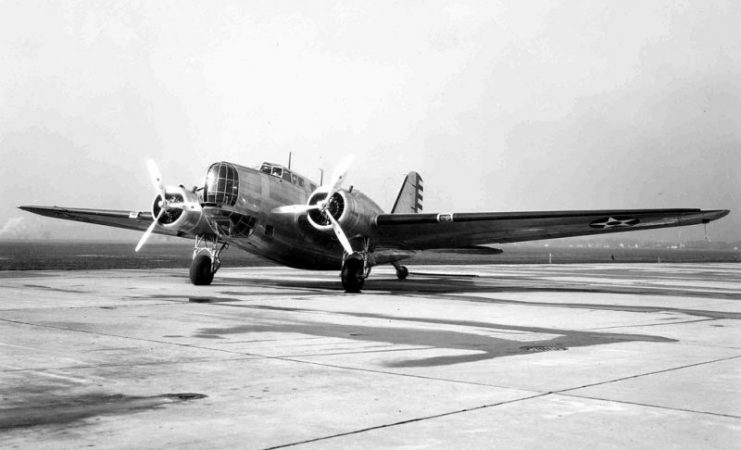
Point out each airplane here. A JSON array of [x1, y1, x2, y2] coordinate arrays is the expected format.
[[19, 156, 729, 292]]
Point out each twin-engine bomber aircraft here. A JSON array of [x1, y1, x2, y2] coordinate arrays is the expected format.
[[20, 157, 729, 292]]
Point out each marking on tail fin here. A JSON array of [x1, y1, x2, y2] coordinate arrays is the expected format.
[[392, 172, 424, 214]]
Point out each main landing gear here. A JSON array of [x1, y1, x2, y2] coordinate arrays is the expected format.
[[340, 250, 409, 293], [341, 253, 368, 293], [190, 236, 227, 286]]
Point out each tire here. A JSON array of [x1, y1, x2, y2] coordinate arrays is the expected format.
[[341, 258, 365, 293], [396, 265, 409, 280], [190, 253, 215, 286]]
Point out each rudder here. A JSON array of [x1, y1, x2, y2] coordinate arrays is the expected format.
[[391, 172, 423, 213]]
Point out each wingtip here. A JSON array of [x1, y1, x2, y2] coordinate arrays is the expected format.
[[17, 205, 63, 217], [702, 209, 730, 222]]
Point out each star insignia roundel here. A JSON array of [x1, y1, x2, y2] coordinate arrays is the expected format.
[[589, 216, 640, 229]]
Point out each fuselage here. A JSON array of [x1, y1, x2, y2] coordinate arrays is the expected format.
[[202, 161, 384, 269]]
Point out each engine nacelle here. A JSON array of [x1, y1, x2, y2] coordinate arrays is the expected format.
[[306, 189, 379, 237], [151, 186, 206, 235]]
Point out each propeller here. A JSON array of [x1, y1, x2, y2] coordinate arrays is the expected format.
[[135, 159, 198, 252], [273, 155, 355, 255], [135, 206, 165, 252], [326, 209, 354, 255], [271, 203, 320, 214], [272, 155, 354, 215], [147, 159, 165, 199]]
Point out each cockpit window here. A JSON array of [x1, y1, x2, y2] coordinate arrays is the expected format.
[[204, 162, 239, 206], [260, 162, 312, 188]]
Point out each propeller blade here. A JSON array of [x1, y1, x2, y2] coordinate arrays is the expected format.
[[316, 154, 354, 213], [146, 159, 165, 196], [135, 208, 165, 252], [272, 204, 320, 214], [326, 212, 354, 255], [327, 154, 354, 192]]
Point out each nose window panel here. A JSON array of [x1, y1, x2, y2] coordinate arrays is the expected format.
[[204, 163, 239, 206]]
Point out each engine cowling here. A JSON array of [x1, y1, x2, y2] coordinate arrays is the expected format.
[[306, 189, 378, 237], [151, 186, 206, 235]]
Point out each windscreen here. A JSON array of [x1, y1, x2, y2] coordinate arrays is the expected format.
[[204, 162, 239, 206]]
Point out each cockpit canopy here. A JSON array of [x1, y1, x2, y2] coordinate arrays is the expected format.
[[259, 162, 316, 191], [204, 162, 239, 206]]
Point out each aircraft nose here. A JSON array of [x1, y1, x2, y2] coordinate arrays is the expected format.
[[203, 163, 239, 207]]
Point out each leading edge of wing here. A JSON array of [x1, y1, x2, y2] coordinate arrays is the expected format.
[[20, 205, 153, 220], [375, 208, 730, 226], [18, 205, 169, 235]]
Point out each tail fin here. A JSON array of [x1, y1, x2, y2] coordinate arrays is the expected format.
[[391, 171, 423, 213]]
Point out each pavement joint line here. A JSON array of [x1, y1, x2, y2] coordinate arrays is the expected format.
[[554, 353, 741, 396], [587, 317, 718, 329], [2, 299, 740, 409], [0, 302, 179, 312], [558, 392, 741, 419], [262, 392, 552, 450], [0, 316, 272, 358], [0, 316, 546, 391], [413, 291, 741, 315], [263, 354, 741, 449], [0, 316, 542, 390], [0, 355, 261, 374], [273, 356, 537, 391]]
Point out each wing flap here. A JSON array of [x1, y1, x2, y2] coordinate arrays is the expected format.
[[374, 208, 729, 249]]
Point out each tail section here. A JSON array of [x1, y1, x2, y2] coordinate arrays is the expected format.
[[391, 172, 423, 213]]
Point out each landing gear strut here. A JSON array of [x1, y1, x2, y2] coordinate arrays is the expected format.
[[392, 262, 409, 280], [190, 236, 227, 286]]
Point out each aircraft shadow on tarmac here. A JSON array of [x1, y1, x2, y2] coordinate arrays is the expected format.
[[219, 271, 740, 301], [195, 309, 676, 368], [201, 271, 740, 368], [195, 293, 680, 369]]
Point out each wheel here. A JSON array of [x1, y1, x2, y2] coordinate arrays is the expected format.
[[190, 253, 215, 285], [341, 258, 365, 293], [395, 265, 409, 280]]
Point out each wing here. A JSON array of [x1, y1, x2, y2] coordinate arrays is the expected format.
[[373, 208, 730, 249], [19, 205, 193, 238]]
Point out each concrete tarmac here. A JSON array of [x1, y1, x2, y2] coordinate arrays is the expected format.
[[0, 263, 739, 449]]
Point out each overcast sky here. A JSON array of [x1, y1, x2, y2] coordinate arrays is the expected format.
[[1, 0, 739, 243]]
